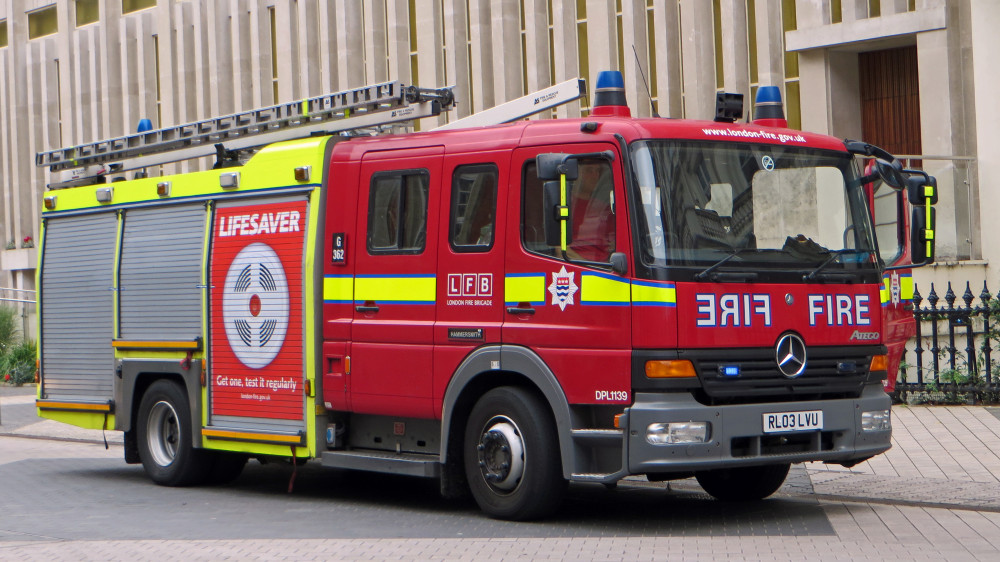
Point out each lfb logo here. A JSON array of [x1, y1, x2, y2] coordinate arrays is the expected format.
[[222, 242, 289, 369], [548, 266, 578, 311], [447, 273, 493, 297]]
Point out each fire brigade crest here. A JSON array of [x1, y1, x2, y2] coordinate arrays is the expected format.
[[548, 266, 578, 311], [222, 242, 290, 368], [890, 271, 901, 305]]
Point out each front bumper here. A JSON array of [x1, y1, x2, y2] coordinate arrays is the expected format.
[[626, 383, 891, 474]]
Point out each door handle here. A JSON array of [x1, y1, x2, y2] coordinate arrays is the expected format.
[[506, 306, 535, 315], [355, 305, 380, 313]]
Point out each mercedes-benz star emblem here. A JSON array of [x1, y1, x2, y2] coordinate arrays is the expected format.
[[776, 333, 807, 378]]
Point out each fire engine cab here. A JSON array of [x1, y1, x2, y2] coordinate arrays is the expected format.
[[33, 71, 936, 520]]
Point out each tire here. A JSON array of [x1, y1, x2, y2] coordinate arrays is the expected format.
[[695, 463, 790, 501], [463, 386, 566, 520], [136, 380, 211, 486]]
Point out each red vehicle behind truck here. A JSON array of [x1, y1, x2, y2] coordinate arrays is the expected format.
[[34, 72, 936, 520]]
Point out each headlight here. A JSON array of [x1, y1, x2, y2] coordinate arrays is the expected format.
[[646, 422, 710, 445], [861, 409, 891, 431]]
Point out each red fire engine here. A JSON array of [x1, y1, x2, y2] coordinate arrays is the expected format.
[[34, 71, 936, 520]]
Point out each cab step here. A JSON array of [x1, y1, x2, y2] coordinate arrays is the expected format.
[[321, 449, 441, 478]]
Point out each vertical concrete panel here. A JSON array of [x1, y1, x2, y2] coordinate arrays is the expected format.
[[754, 0, 784, 91], [230, 0, 255, 111], [364, 0, 388, 84], [415, 0, 446, 127], [491, 0, 523, 102], [797, 49, 829, 134], [586, 0, 618, 76], [523, 0, 550, 99], [102, 0, 124, 136], [337, 0, 366, 88], [550, 0, 579, 117], [970, 0, 997, 270], [156, 2, 178, 126], [652, 0, 682, 118], [622, 0, 651, 117], [386, 0, 409, 86], [828, 51, 862, 140], [442, 0, 471, 119], [916, 29, 960, 259], [316, 0, 339, 93], [273, 0, 299, 101], [679, 0, 716, 120], [720, 0, 749, 100], [468, 0, 495, 112], [841, 0, 868, 22]]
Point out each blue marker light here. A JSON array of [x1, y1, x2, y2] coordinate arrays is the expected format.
[[719, 365, 741, 377]]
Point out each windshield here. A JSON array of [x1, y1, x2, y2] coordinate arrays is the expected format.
[[630, 140, 879, 281]]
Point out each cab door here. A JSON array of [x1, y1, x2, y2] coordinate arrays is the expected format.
[[869, 169, 915, 391], [350, 147, 443, 418], [433, 154, 507, 413], [501, 143, 633, 406]]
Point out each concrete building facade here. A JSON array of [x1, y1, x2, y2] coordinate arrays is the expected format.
[[0, 0, 995, 342]]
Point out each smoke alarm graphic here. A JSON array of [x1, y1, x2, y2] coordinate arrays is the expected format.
[[222, 242, 289, 368]]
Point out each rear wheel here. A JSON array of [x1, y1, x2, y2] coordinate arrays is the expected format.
[[136, 380, 211, 486], [695, 463, 790, 501], [464, 387, 566, 520]]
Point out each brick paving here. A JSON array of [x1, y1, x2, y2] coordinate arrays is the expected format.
[[3, 384, 1000, 559]]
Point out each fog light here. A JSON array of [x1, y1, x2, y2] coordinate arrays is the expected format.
[[646, 421, 710, 445], [862, 409, 891, 431]]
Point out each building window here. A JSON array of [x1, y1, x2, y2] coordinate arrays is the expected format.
[[0, 21, 7, 48], [28, 6, 59, 40], [76, 0, 99, 26], [123, 0, 156, 14]]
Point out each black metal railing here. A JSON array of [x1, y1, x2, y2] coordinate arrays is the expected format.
[[896, 281, 1000, 400]]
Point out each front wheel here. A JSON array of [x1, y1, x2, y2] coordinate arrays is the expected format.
[[136, 380, 211, 486], [464, 387, 566, 520], [695, 463, 790, 501]]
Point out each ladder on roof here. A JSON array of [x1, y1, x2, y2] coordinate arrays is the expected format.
[[37, 81, 455, 181], [36, 77, 587, 188]]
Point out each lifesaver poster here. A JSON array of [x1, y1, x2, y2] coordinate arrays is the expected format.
[[210, 200, 306, 420]]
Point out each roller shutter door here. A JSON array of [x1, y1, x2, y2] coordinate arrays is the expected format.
[[119, 204, 205, 341], [40, 213, 117, 400]]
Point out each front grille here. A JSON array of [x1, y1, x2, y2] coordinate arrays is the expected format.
[[681, 346, 877, 405]]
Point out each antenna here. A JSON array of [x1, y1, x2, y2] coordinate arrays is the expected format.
[[632, 45, 659, 118]]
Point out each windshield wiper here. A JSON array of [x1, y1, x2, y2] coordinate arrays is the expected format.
[[695, 249, 758, 282], [803, 250, 869, 282]]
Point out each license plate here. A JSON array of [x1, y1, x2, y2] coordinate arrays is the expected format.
[[762, 410, 823, 433]]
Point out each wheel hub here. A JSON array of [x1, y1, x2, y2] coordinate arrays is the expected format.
[[476, 417, 525, 491], [146, 400, 180, 467]]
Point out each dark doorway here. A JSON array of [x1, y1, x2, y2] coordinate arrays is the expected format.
[[859, 46, 921, 162]]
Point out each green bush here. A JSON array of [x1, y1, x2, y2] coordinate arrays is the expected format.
[[0, 305, 18, 355], [2, 340, 36, 386]]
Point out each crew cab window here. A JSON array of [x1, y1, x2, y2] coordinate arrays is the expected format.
[[367, 169, 429, 254], [522, 159, 616, 263], [450, 164, 498, 251]]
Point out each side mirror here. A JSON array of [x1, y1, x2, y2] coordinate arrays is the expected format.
[[542, 180, 571, 247], [537, 153, 578, 181], [875, 158, 905, 189], [910, 204, 935, 265], [610, 252, 628, 275]]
